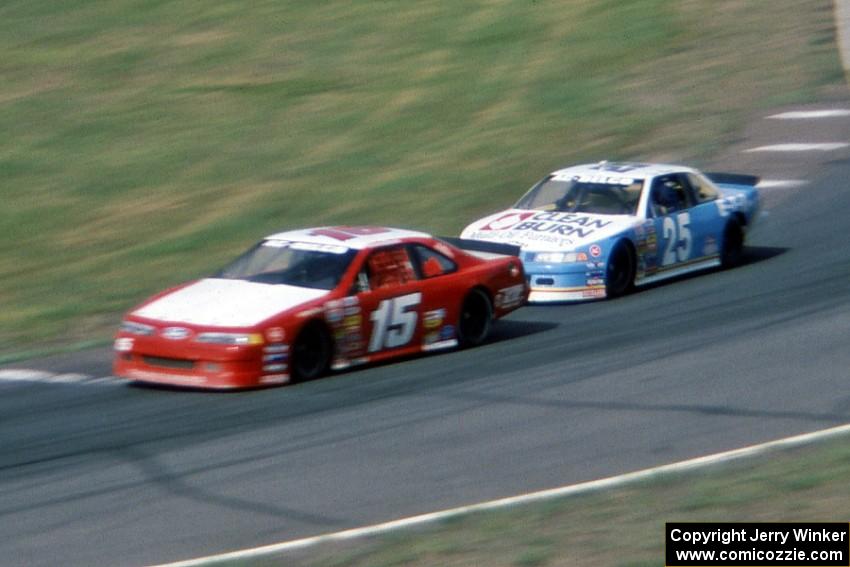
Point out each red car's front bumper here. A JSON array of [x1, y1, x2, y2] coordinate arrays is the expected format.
[[113, 335, 290, 389]]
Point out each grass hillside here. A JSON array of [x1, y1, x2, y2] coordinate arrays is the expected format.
[[0, 0, 841, 353]]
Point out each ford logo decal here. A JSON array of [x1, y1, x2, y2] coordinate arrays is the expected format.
[[162, 327, 191, 340]]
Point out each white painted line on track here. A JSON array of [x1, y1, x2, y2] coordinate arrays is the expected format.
[[151, 422, 850, 567], [0, 369, 55, 382], [0, 369, 118, 385], [744, 143, 850, 152], [45, 372, 90, 383], [756, 179, 809, 189], [768, 110, 850, 119], [85, 375, 121, 385]]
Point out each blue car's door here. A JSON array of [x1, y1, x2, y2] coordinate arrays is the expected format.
[[648, 173, 720, 273], [683, 172, 727, 261]]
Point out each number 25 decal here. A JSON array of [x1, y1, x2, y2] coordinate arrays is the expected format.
[[368, 293, 422, 352], [662, 212, 692, 266]]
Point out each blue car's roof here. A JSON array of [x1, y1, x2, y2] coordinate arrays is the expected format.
[[551, 161, 698, 180]]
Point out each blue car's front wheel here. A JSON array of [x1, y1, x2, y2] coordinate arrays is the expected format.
[[605, 241, 635, 298]]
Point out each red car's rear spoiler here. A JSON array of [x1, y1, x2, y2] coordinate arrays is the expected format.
[[440, 237, 522, 257], [705, 172, 760, 187]]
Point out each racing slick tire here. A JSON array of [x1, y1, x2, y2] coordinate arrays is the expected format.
[[291, 322, 332, 381], [457, 288, 493, 348], [720, 218, 744, 269], [605, 240, 636, 298]]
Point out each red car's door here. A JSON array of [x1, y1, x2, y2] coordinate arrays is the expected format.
[[350, 245, 426, 358], [406, 243, 465, 349]]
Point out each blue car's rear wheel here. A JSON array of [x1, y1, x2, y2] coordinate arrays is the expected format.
[[721, 219, 744, 269], [605, 241, 635, 298]]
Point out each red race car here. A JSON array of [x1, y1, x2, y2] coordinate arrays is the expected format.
[[113, 226, 527, 389]]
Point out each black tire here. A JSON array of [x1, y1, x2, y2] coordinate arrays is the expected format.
[[291, 322, 332, 381], [605, 241, 635, 298], [720, 219, 744, 269], [457, 289, 493, 348]]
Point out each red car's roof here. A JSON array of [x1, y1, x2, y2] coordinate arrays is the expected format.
[[263, 226, 432, 250]]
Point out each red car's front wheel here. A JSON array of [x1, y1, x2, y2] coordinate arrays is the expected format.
[[291, 322, 332, 381]]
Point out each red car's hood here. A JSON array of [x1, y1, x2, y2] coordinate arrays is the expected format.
[[132, 278, 329, 327]]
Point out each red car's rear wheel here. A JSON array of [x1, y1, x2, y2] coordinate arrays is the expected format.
[[458, 289, 493, 347]]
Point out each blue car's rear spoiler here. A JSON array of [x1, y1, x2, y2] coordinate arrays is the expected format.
[[705, 172, 760, 187], [439, 237, 521, 257]]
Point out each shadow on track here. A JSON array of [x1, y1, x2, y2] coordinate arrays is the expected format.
[[740, 245, 788, 265], [128, 318, 557, 394], [482, 319, 558, 345], [635, 245, 789, 295]]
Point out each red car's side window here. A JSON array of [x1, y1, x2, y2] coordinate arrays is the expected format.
[[366, 247, 417, 290], [411, 245, 457, 279]]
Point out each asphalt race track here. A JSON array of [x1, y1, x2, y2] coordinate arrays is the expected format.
[[3, 114, 850, 566]]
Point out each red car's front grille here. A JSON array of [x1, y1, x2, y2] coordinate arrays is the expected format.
[[142, 356, 195, 370]]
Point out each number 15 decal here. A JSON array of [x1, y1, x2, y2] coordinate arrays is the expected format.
[[368, 293, 422, 352], [662, 212, 692, 266]]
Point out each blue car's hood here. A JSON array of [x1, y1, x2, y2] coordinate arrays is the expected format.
[[460, 209, 638, 251]]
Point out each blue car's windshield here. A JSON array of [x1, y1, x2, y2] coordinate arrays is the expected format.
[[215, 240, 357, 290], [515, 175, 644, 215]]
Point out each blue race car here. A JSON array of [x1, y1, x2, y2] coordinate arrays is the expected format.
[[460, 162, 760, 302]]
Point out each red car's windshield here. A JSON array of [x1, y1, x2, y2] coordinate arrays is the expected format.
[[215, 240, 357, 290]]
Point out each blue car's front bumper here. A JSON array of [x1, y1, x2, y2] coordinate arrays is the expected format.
[[522, 258, 608, 302]]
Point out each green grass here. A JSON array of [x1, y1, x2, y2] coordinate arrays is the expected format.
[[247, 433, 850, 567], [0, 0, 842, 353]]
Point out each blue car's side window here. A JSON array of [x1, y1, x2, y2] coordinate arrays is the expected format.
[[688, 173, 720, 204], [649, 175, 692, 218]]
